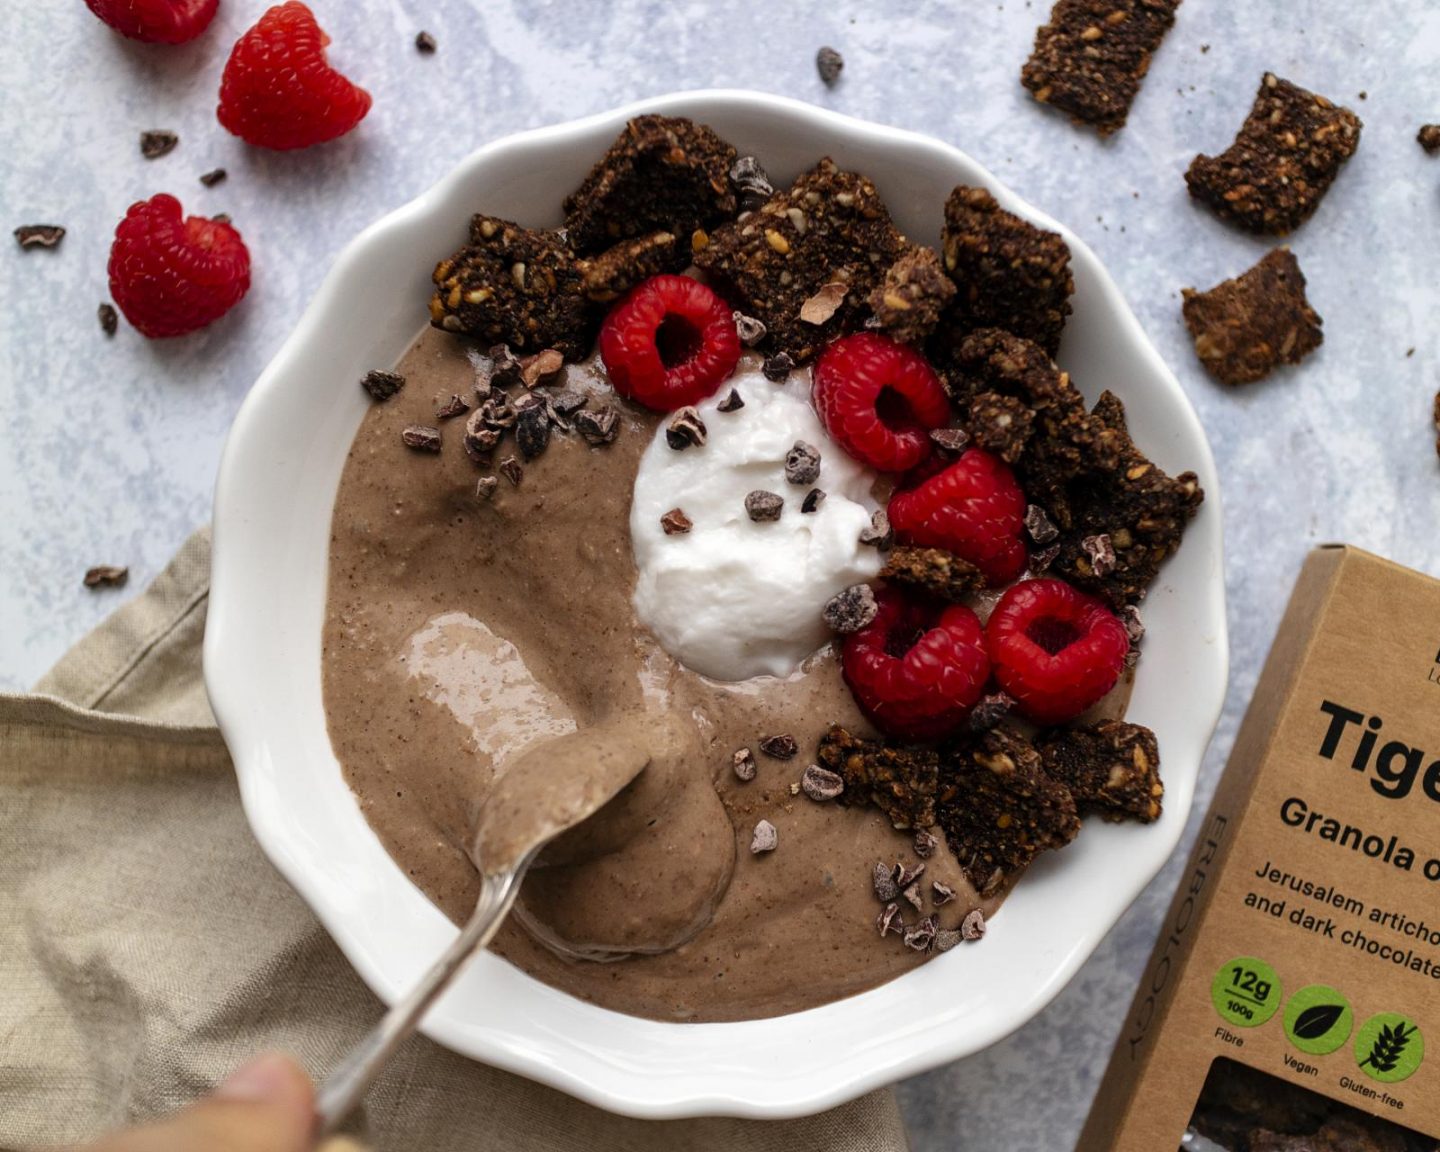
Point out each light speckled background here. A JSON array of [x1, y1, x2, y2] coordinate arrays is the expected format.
[[3, 1, 1439, 1146]]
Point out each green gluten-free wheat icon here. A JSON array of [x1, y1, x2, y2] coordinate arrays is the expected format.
[[1355, 1013, 1424, 1083]]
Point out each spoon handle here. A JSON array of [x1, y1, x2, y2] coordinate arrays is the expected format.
[[314, 864, 526, 1135]]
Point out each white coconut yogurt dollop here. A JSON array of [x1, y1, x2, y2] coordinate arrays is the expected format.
[[629, 366, 882, 681]]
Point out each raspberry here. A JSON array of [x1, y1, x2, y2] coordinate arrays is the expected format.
[[107, 195, 251, 338], [887, 449, 1028, 586], [217, 3, 372, 151], [812, 332, 950, 472], [599, 275, 740, 411], [84, 0, 218, 44], [985, 578, 1129, 725], [842, 587, 991, 741]]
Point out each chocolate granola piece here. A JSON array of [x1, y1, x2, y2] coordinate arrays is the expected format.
[[866, 246, 957, 345], [415, 30, 437, 54], [932, 881, 957, 906], [968, 692, 1015, 732], [430, 215, 593, 358], [140, 130, 179, 159], [903, 915, 937, 952], [1186, 74, 1363, 235], [784, 440, 821, 486], [732, 747, 757, 782], [362, 369, 405, 402], [960, 908, 987, 941], [929, 427, 971, 454], [1181, 248, 1324, 385], [1420, 125, 1440, 155], [801, 764, 845, 801], [822, 583, 878, 634], [1038, 720, 1163, 822], [83, 565, 129, 589], [199, 168, 227, 187], [750, 819, 778, 854], [801, 488, 826, 514], [515, 405, 550, 459], [880, 546, 985, 602], [401, 424, 442, 453], [716, 388, 744, 413], [1020, 0, 1182, 137], [499, 455, 523, 486], [944, 330, 1122, 509], [761, 353, 796, 382], [872, 861, 900, 902], [518, 348, 565, 388], [876, 902, 906, 937], [913, 830, 939, 858], [14, 224, 64, 249], [435, 393, 470, 421], [98, 303, 118, 337], [759, 734, 799, 760], [1025, 504, 1059, 544], [933, 186, 1073, 357], [563, 115, 737, 261], [816, 46, 844, 86], [695, 157, 907, 362], [575, 405, 620, 446], [819, 726, 943, 830], [660, 508, 693, 536], [859, 508, 893, 549], [574, 230, 679, 303], [936, 726, 1081, 895], [666, 406, 707, 449], [1045, 389, 1203, 606], [475, 476, 499, 501], [745, 490, 784, 522]]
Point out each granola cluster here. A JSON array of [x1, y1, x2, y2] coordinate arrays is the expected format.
[[1021, 0, 1183, 136], [694, 157, 908, 362], [823, 718, 1161, 895], [1186, 74, 1363, 236], [1182, 248, 1324, 386]]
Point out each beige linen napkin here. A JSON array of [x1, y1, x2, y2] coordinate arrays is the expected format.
[[0, 527, 908, 1151]]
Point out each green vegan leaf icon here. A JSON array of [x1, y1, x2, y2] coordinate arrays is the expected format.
[[1361, 1023, 1415, 1073], [1293, 1003, 1346, 1041]]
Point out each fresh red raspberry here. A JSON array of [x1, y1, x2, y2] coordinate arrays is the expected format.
[[217, 3, 372, 151], [84, 0, 218, 44], [107, 194, 251, 338], [985, 578, 1129, 725], [842, 587, 991, 740], [887, 449, 1028, 586], [812, 332, 950, 472], [599, 275, 740, 411]]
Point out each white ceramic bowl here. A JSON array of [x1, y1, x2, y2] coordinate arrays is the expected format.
[[205, 90, 1228, 1120]]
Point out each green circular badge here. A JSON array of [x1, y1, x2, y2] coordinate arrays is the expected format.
[[1210, 956, 1282, 1028], [1283, 985, 1353, 1055], [1355, 1013, 1424, 1083]]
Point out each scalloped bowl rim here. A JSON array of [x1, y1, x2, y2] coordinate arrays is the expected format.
[[205, 89, 1228, 1120]]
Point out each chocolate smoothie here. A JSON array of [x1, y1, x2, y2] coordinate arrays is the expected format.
[[323, 328, 1014, 1022]]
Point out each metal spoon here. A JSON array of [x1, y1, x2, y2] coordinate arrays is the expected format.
[[313, 724, 651, 1133]]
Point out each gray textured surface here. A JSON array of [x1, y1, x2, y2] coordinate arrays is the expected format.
[[3, 1, 1439, 1147]]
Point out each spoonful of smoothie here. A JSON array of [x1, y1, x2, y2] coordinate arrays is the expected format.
[[313, 721, 653, 1134]]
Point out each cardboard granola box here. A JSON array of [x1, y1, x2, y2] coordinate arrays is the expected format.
[[1080, 545, 1440, 1151]]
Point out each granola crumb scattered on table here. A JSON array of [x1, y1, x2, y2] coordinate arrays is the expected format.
[[1181, 248, 1323, 385], [429, 214, 593, 358], [1020, 0, 1182, 136], [694, 157, 907, 362], [1038, 720, 1163, 822], [933, 185, 1073, 358], [1185, 73, 1362, 236], [562, 115, 737, 262]]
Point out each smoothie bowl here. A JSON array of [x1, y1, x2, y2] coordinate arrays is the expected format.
[[205, 90, 1227, 1119]]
